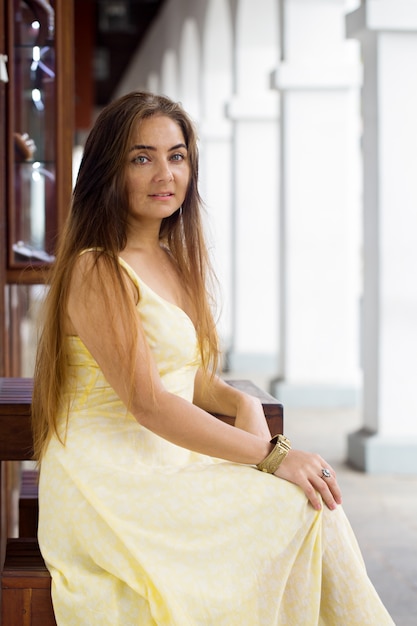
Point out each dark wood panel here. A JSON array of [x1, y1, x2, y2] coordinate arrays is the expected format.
[[0, 378, 33, 461], [1, 539, 56, 626], [2, 538, 50, 578], [0, 0, 6, 377]]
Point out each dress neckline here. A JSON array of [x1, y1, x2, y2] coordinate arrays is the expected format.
[[117, 255, 196, 331]]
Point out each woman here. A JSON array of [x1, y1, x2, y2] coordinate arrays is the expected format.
[[33, 91, 394, 625]]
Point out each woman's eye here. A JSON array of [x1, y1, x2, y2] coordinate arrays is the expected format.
[[133, 155, 149, 164], [171, 153, 185, 162]]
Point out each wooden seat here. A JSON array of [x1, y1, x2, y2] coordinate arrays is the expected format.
[[19, 470, 39, 538], [2, 538, 55, 626], [0, 376, 283, 625]]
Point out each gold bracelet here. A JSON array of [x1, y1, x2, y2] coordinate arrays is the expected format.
[[256, 434, 291, 473]]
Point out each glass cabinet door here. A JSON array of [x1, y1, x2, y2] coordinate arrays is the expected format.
[[8, 0, 57, 268], [2, 0, 73, 377]]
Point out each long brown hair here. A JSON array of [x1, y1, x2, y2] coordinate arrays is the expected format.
[[32, 91, 220, 462]]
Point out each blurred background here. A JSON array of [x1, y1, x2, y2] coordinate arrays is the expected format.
[[1, 0, 417, 473]]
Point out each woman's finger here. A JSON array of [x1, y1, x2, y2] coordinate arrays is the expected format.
[[275, 451, 343, 511], [309, 474, 339, 510], [315, 460, 343, 506]]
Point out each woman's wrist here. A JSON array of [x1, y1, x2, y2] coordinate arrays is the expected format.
[[256, 434, 292, 473]]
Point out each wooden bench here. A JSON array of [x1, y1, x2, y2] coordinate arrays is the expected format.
[[0, 376, 283, 625], [0, 377, 56, 625]]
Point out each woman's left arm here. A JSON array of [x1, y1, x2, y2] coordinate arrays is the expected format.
[[193, 369, 271, 439]]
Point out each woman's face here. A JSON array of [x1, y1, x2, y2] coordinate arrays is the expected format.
[[125, 114, 190, 224]]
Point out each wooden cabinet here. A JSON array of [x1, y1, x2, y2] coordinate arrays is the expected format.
[[0, 0, 74, 375], [5, 0, 73, 282]]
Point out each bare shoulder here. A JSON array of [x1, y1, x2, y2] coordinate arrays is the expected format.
[[69, 250, 138, 307]]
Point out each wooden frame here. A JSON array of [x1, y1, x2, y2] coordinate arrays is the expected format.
[[0, 0, 6, 376], [5, 0, 73, 284]]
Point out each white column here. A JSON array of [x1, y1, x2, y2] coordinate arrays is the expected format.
[[225, 0, 280, 376], [226, 95, 280, 374], [199, 0, 234, 358], [271, 0, 362, 406], [346, 0, 417, 472], [178, 18, 201, 122]]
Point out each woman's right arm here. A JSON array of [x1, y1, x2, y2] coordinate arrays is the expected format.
[[67, 254, 342, 511], [66, 254, 272, 466]]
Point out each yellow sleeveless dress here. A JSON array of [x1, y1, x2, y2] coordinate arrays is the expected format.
[[38, 258, 394, 626]]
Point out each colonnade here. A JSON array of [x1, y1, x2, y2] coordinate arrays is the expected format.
[[115, 0, 417, 472]]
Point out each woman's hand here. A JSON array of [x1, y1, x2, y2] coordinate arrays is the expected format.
[[233, 394, 271, 439], [274, 449, 343, 511]]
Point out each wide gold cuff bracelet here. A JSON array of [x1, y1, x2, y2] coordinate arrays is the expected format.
[[256, 434, 291, 473]]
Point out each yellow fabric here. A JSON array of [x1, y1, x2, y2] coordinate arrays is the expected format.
[[38, 258, 394, 625]]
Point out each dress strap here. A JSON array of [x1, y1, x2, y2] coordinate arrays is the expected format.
[[79, 248, 141, 301], [116, 256, 141, 296]]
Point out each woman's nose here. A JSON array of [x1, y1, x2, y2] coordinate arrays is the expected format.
[[154, 161, 173, 182]]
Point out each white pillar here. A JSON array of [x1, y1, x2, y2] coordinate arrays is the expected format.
[[225, 0, 280, 375], [160, 49, 179, 100], [271, 0, 362, 407], [178, 18, 201, 122], [199, 0, 234, 357], [346, 0, 417, 472]]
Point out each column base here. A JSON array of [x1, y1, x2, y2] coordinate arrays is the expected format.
[[348, 428, 417, 473], [270, 380, 360, 408]]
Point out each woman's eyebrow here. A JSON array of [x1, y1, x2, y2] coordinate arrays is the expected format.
[[129, 143, 187, 152]]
